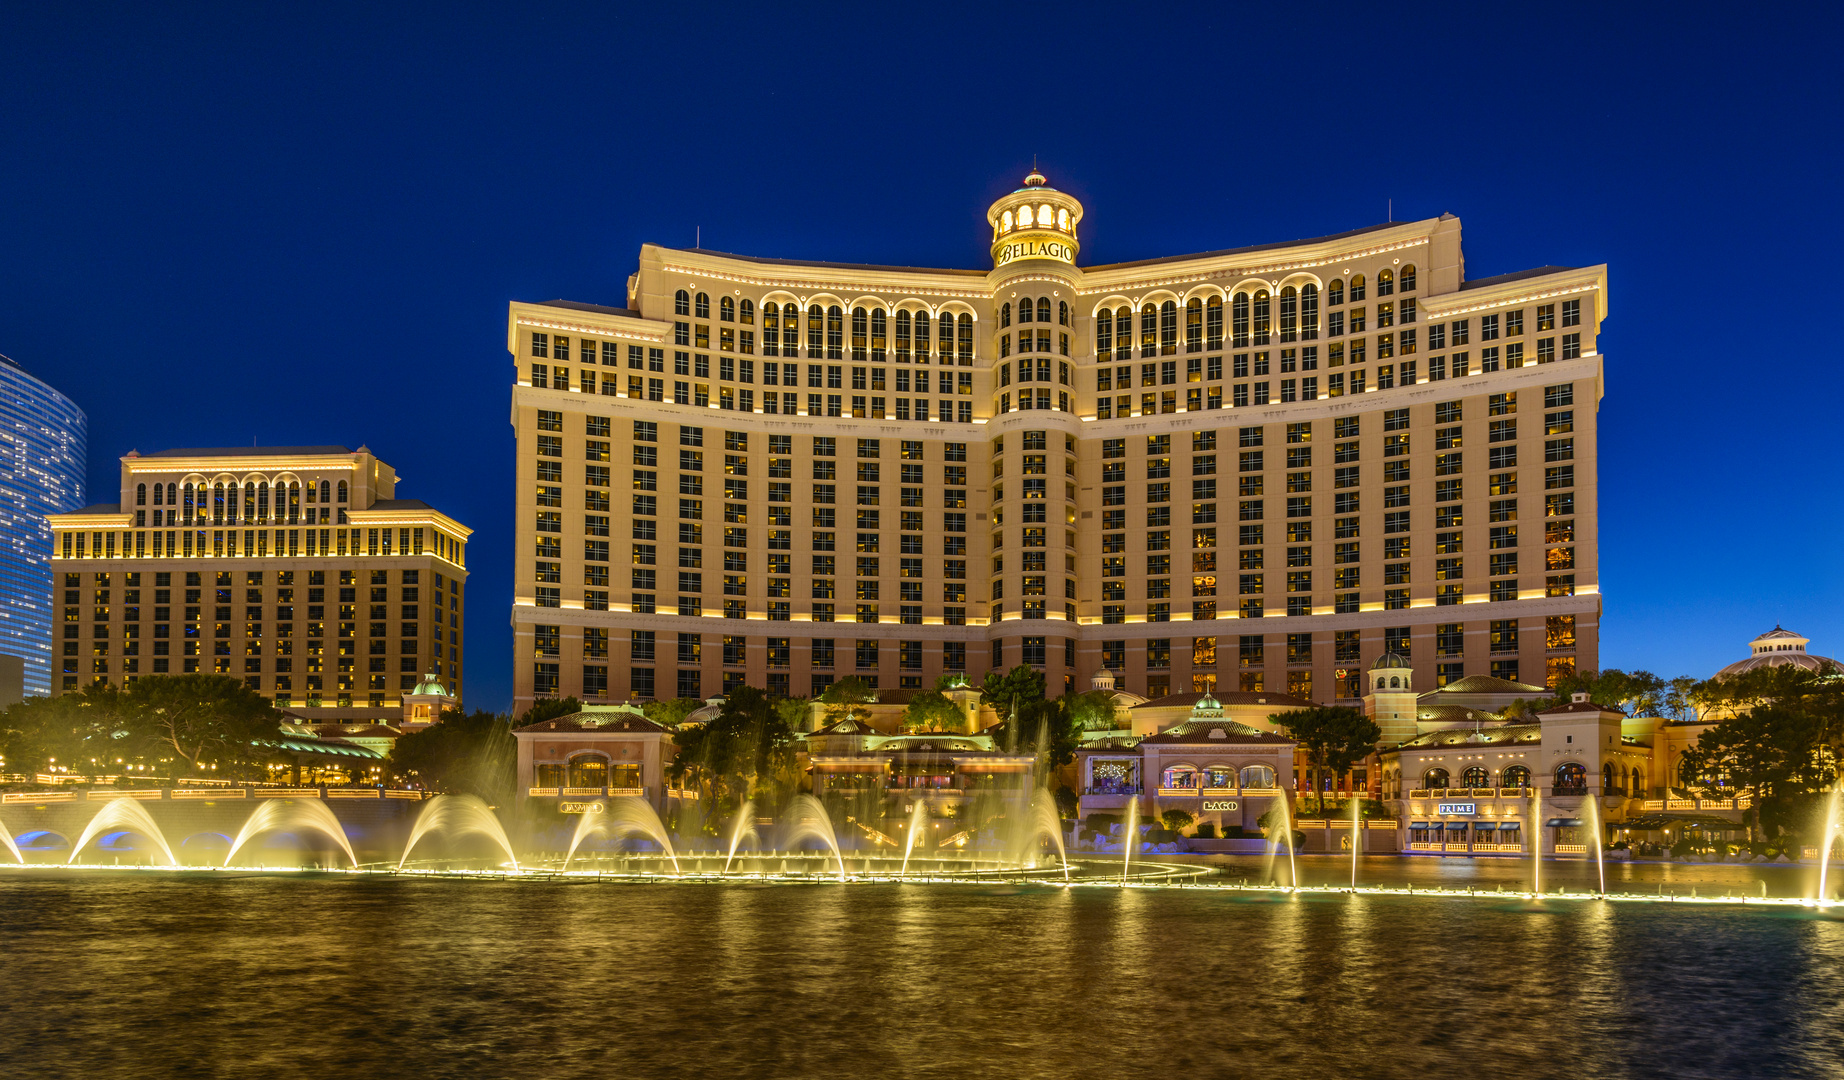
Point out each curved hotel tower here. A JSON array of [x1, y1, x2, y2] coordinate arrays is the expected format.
[[508, 173, 1604, 711], [0, 354, 85, 696]]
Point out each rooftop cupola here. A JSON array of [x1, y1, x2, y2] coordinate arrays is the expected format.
[[987, 169, 1083, 272]]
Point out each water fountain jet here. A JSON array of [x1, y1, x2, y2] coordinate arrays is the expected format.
[[779, 794, 845, 881], [0, 816, 23, 864], [398, 794, 520, 870], [69, 798, 177, 866], [225, 798, 358, 868], [1817, 784, 1843, 907], [900, 800, 927, 878], [722, 800, 758, 875], [564, 796, 679, 873]]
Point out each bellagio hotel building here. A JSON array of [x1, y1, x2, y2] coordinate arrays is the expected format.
[[48, 446, 470, 718], [508, 172, 1604, 712]]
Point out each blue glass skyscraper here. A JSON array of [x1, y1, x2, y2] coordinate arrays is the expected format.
[[0, 354, 85, 696]]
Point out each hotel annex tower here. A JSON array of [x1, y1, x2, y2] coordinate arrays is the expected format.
[[508, 172, 1605, 712]]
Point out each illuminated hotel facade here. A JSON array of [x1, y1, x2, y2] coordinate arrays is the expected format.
[[508, 173, 1604, 712], [48, 446, 470, 720]]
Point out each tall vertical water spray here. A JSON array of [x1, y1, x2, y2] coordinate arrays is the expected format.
[[225, 798, 358, 868], [780, 793, 845, 881], [1584, 789, 1606, 896], [398, 794, 520, 870], [722, 800, 758, 875], [1010, 790, 1069, 883], [1350, 796, 1362, 891], [1530, 786, 1542, 897], [1818, 784, 1843, 907], [1276, 791, 1297, 890], [563, 796, 679, 873], [0, 816, 23, 864], [70, 798, 177, 866], [1120, 797, 1139, 883], [900, 800, 928, 878]]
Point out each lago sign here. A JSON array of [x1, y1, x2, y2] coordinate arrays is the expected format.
[[1436, 802, 1477, 815], [1201, 800, 1240, 812], [994, 238, 1074, 267], [560, 801, 605, 815]]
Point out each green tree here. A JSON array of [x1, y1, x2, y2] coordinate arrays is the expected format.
[[985, 694, 1084, 773], [117, 674, 281, 775], [1678, 704, 1829, 842], [1064, 688, 1121, 732], [901, 689, 962, 732], [0, 685, 125, 774], [641, 697, 701, 728], [979, 665, 1045, 728], [1269, 705, 1382, 815], [1161, 808, 1195, 834], [387, 708, 517, 803], [669, 685, 801, 821]]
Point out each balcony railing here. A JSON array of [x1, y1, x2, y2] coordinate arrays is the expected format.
[[1552, 784, 1589, 797], [1082, 786, 1141, 796]]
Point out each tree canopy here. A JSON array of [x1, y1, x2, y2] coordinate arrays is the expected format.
[[668, 685, 801, 822], [387, 708, 517, 803], [979, 665, 1045, 726], [1269, 705, 1381, 814]]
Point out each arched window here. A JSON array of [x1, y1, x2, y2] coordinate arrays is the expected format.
[[674, 290, 690, 316], [244, 482, 257, 521], [1206, 296, 1223, 350], [257, 482, 269, 522], [1279, 286, 1298, 342], [1252, 290, 1270, 345], [1139, 304, 1158, 358], [1114, 307, 1131, 362], [1240, 764, 1275, 789], [1423, 768, 1449, 789], [1462, 766, 1490, 789], [1399, 265, 1417, 292], [1350, 274, 1366, 303], [182, 483, 194, 520], [319, 480, 331, 503], [695, 292, 710, 318], [1631, 766, 1642, 796], [1389, 676, 1401, 688], [151, 483, 163, 506], [782, 303, 800, 354], [1058, 300, 1069, 326], [807, 305, 825, 355], [762, 303, 779, 355], [166, 482, 176, 506], [1159, 300, 1177, 354], [135, 483, 146, 505], [894, 310, 911, 362], [1555, 762, 1588, 790], [1602, 762, 1617, 794], [1232, 292, 1250, 347], [567, 753, 609, 790], [212, 483, 225, 524], [1037, 203, 1052, 227], [739, 298, 754, 324], [1057, 208, 1069, 231], [1001, 302, 1012, 328], [957, 313, 973, 363], [1001, 210, 1014, 232], [1185, 298, 1202, 352], [1036, 297, 1051, 323], [913, 311, 931, 361], [1204, 765, 1233, 787], [719, 296, 735, 322], [1162, 764, 1199, 789], [1017, 205, 1034, 228], [1377, 269, 1394, 297], [1326, 279, 1344, 306], [870, 309, 886, 363], [850, 307, 868, 361], [1503, 765, 1531, 788], [1096, 307, 1112, 361], [288, 482, 300, 523], [337, 480, 348, 504], [1376, 675, 1387, 690], [826, 306, 844, 359], [1300, 283, 1319, 340]]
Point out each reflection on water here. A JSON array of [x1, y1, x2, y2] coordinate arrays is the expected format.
[[0, 875, 1839, 1079]]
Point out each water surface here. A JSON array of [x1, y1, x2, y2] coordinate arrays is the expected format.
[[0, 872, 1839, 1079]]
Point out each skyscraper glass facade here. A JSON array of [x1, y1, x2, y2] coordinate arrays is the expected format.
[[0, 355, 85, 695]]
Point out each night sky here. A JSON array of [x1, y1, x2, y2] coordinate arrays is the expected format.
[[2, 3, 1838, 711]]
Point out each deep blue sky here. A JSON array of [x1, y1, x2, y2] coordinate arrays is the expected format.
[[2, 3, 1839, 710]]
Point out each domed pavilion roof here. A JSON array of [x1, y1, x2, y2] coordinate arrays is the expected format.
[[1716, 626, 1840, 677], [1371, 651, 1411, 670]]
